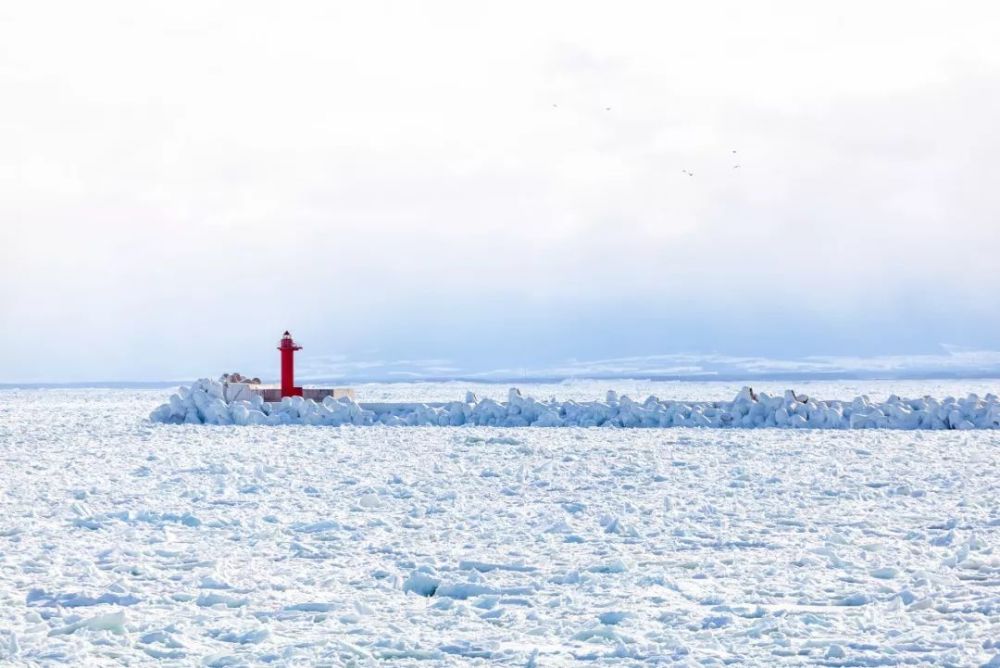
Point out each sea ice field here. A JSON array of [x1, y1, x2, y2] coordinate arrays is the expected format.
[[1, 380, 998, 665]]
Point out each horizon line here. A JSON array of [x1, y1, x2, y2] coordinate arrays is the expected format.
[[3, 369, 1000, 390]]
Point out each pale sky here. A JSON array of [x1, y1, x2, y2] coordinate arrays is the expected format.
[[2, 1, 1000, 382]]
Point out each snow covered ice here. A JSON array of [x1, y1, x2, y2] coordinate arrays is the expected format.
[[151, 378, 1000, 429], [1, 385, 999, 665]]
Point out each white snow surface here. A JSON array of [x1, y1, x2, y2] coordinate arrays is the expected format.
[[1, 385, 999, 665], [150, 378, 1000, 429]]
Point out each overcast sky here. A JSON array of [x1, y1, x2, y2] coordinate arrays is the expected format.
[[2, 1, 1000, 382]]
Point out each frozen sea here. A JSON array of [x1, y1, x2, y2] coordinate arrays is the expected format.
[[1, 380, 998, 666]]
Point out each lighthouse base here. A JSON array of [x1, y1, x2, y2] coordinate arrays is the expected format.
[[222, 382, 356, 404], [258, 387, 356, 402]]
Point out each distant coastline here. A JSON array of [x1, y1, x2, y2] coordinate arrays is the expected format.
[[4, 371, 1000, 390]]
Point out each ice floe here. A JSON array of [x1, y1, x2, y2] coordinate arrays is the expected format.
[[4, 387, 1000, 664]]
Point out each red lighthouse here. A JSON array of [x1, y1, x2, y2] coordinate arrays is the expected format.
[[278, 331, 303, 397], [229, 331, 354, 403]]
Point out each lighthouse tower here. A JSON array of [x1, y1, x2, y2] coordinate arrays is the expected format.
[[278, 331, 303, 397]]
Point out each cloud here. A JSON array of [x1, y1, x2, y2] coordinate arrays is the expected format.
[[2, 1, 1000, 381]]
